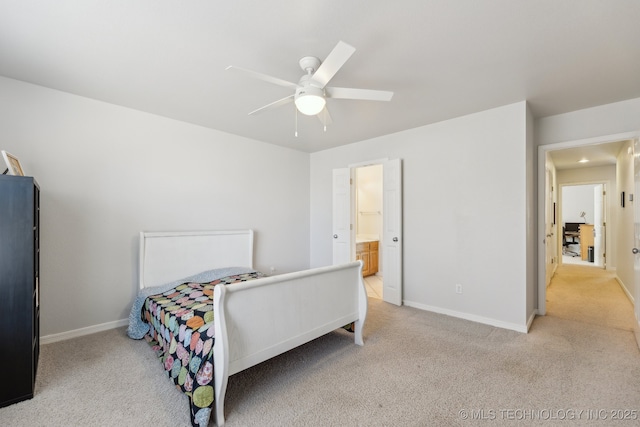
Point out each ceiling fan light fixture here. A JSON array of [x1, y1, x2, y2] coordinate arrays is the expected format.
[[227, 41, 393, 122], [295, 86, 326, 116]]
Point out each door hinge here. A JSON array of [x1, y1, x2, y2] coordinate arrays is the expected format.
[[350, 224, 353, 230], [350, 178, 353, 185]]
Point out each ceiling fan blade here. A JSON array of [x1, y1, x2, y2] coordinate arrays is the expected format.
[[310, 41, 356, 88], [226, 65, 298, 88], [325, 86, 394, 102], [248, 95, 294, 115], [317, 106, 333, 127]]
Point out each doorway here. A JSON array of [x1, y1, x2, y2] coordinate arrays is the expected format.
[[537, 133, 637, 317], [354, 164, 384, 299], [559, 183, 606, 268], [332, 158, 403, 306]]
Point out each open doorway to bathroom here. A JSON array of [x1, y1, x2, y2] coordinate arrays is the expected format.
[[354, 164, 384, 299]]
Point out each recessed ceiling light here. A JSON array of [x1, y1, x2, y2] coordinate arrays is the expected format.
[[578, 158, 589, 163]]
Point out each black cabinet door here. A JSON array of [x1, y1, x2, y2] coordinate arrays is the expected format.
[[0, 175, 38, 406]]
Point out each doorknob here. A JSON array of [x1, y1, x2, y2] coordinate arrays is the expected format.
[[633, 248, 639, 254], [393, 237, 399, 242], [333, 234, 338, 239]]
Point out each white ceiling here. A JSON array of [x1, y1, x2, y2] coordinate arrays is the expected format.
[[549, 140, 628, 171], [1, 1, 640, 153]]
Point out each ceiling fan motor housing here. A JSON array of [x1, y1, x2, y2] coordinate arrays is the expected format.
[[299, 56, 321, 74], [296, 81, 324, 97]]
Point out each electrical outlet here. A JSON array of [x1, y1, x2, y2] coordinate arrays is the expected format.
[[455, 284, 463, 294]]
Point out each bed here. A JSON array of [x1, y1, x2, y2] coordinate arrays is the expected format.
[[127, 229, 367, 426]]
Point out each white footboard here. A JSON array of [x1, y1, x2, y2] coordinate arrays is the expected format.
[[213, 261, 367, 426]]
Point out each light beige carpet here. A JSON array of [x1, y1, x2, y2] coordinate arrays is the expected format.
[[546, 264, 636, 331]]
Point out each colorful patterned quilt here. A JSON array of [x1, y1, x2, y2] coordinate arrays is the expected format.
[[141, 271, 264, 427]]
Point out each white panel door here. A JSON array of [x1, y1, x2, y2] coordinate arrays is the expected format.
[[382, 159, 402, 305], [332, 168, 352, 265], [632, 139, 640, 347], [545, 168, 554, 285]]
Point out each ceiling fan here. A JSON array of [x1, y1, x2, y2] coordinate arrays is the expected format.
[[226, 41, 393, 126]]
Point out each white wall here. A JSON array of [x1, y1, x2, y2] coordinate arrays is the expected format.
[[311, 102, 531, 331], [561, 184, 597, 224], [355, 165, 383, 238], [525, 105, 536, 324], [615, 141, 635, 299], [0, 76, 311, 337], [537, 97, 640, 147], [4, 75, 637, 339]]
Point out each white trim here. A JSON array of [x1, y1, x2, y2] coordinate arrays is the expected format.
[[541, 131, 640, 151], [41, 318, 128, 345], [403, 300, 529, 333], [615, 276, 635, 304], [348, 158, 389, 168], [537, 145, 550, 315], [527, 311, 537, 331]]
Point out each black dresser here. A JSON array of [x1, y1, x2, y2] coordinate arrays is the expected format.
[[0, 175, 40, 407]]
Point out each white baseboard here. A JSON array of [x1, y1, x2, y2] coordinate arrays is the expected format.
[[41, 318, 129, 345], [526, 311, 537, 331], [403, 300, 529, 333], [614, 275, 635, 304]]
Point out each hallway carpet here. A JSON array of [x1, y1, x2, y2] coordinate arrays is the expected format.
[[546, 264, 636, 331]]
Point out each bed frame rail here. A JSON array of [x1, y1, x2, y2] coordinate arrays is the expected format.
[[213, 260, 366, 426]]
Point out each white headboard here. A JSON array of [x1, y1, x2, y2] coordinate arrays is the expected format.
[[139, 230, 254, 289]]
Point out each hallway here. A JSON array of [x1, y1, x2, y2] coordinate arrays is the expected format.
[[546, 264, 636, 331]]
